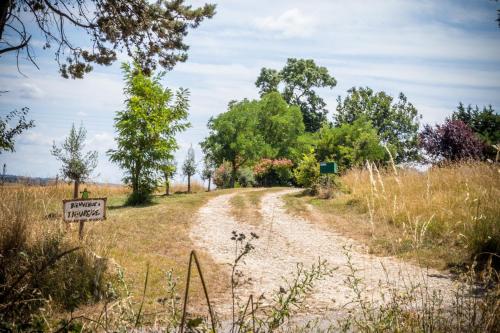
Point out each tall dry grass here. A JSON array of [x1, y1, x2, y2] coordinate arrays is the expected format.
[[340, 162, 499, 268], [166, 180, 207, 194], [0, 184, 125, 329]]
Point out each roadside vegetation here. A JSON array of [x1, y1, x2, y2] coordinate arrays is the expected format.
[[0, 182, 231, 330], [285, 162, 499, 271]]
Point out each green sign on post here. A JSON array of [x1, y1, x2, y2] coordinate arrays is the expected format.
[[320, 162, 337, 174]]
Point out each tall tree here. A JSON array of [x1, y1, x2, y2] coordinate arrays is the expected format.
[[419, 119, 486, 163], [108, 63, 189, 204], [0, 107, 34, 153], [201, 155, 215, 192], [161, 159, 176, 196], [182, 145, 196, 193], [51, 123, 97, 198], [334, 87, 421, 163], [451, 103, 499, 146], [201, 99, 265, 187], [0, 0, 215, 78], [255, 58, 337, 132], [256, 92, 305, 160]]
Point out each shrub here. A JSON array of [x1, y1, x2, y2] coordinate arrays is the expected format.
[[237, 167, 255, 187], [213, 161, 232, 188], [253, 158, 293, 186], [125, 190, 151, 205], [293, 150, 320, 190]]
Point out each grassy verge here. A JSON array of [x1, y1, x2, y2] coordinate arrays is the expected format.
[[0, 183, 232, 328], [84, 189, 232, 318], [284, 162, 500, 270], [229, 188, 286, 225]]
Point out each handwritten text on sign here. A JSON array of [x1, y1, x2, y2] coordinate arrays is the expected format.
[[63, 198, 107, 222]]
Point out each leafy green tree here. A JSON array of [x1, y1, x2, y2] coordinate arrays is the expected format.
[[334, 87, 421, 163], [161, 159, 176, 196], [0, 107, 34, 154], [256, 92, 305, 160], [0, 0, 215, 78], [256, 58, 337, 132], [201, 99, 265, 187], [293, 149, 320, 189], [182, 145, 196, 193], [201, 155, 215, 191], [315, 117, 387, 172], [51, 123, 98, 198], [451, 103, 499, 146], [108, 63, 189, 205]]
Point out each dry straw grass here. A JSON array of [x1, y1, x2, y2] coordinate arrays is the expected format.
[[166, 180, 207, 194], [0, 182, 229, 329], [287, 162, 499, 269]]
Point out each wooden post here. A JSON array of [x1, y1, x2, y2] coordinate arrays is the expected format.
[[73, 180, 84, 240], [78, 221, 84, 240]]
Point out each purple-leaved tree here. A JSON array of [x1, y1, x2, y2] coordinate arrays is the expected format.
[[419, 119, 486, 164]]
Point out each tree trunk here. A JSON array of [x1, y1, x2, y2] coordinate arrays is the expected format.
[[230, 161, 237, 188], [187, 175, 191, 193], [73, 180, 80, 199], [207, 177, 211, 192], [166, 181, 170, 196]]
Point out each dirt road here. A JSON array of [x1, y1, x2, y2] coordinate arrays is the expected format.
[[190, 189, 454, 318]]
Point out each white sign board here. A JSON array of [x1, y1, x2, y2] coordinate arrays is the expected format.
[[63, 198, 107, 222]]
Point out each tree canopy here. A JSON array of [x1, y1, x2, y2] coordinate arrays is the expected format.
[[51, 123, 98, 198], [182, 145, 196, 193], [255, 58, 337, 132], [257, 92, 305, 159], [419, 119, 486, 163], [201, 98, 265, 187], [0, 0, 215, 78], [315, 117, 387, 172], [451, 103, 499, 146], [334, 87, 421, 163], [108, 62, 190, 204], [201, 92, 306, 187]]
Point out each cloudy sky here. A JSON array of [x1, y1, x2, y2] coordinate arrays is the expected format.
[[1, 0, 499, 184]]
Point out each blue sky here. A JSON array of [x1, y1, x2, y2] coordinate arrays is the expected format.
[[1, 0, 499, 184]]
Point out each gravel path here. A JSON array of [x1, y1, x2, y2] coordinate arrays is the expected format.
[[190, 189, 454, 318]]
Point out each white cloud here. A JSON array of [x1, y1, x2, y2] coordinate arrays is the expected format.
[[17, 131, 55, 146], [19, 83, 45, 99], [87, 132, 115, 152], [255, 8, 317, 38]]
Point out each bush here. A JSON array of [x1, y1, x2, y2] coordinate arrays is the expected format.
[[213, 161, 232, 188], [237, 167, 255, 187], [253, 158, 293, 186], [293, 150, 320, 190], [125, 190, 152, 205]]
